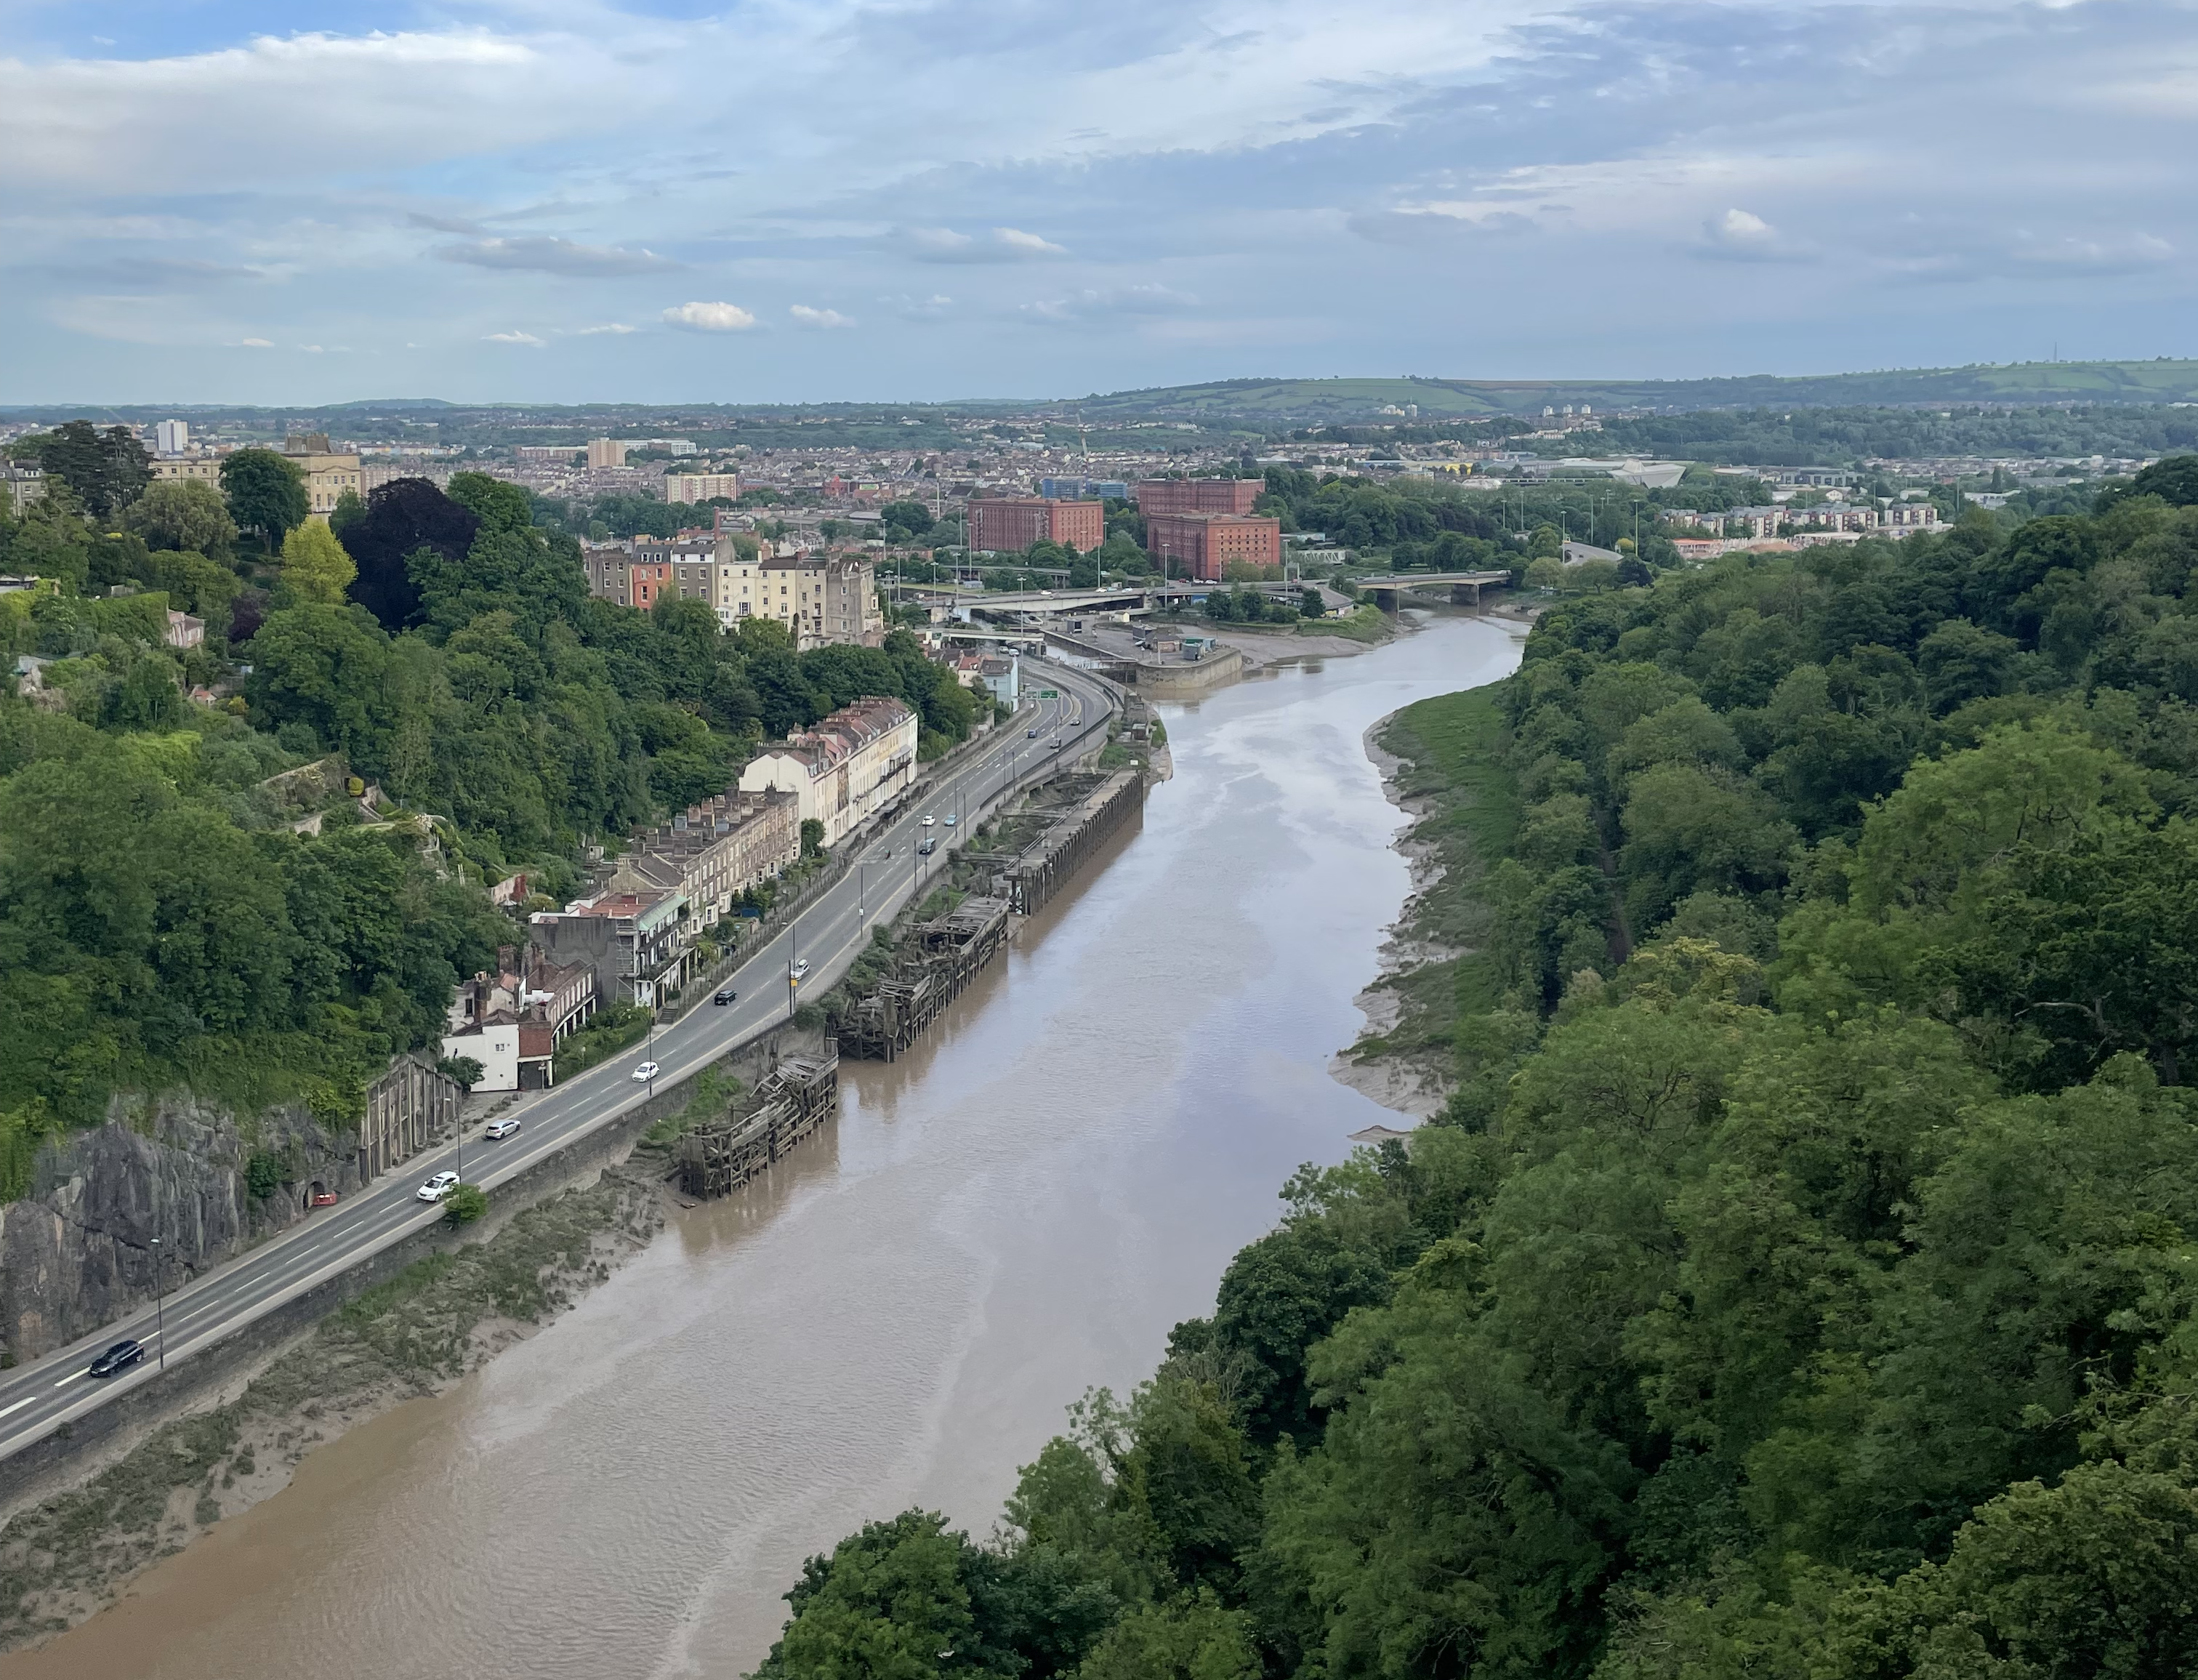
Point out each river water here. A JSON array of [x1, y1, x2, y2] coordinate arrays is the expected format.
[[9, 614, 1523, 1680]]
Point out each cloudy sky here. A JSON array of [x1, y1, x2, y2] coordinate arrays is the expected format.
[[3, 0, 2194, 404]]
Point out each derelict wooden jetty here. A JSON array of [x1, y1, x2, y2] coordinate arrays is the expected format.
[[840, 896, 1010, 1061], [676, 1048, 840, 1199], [1001, 768, 1144, 917]]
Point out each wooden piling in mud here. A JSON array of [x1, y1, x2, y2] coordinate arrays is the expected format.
[[839, 897, 1011, 1061], [1001, 769, 1144, 917], [675, 1048, 840, 1199]]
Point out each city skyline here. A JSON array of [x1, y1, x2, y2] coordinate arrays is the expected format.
[[4, 0, 2196, 404]]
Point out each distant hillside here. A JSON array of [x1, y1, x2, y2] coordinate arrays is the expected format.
[[1060, 362, 2198, 421]]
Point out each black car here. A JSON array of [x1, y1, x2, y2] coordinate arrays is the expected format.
[[89, 1339, 145, 1378], [713, 986, 738, 1005]]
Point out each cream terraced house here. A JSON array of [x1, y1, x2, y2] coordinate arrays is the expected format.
[[738, 696, 918, 849], [281, 433, 362, 521], [586, 536, 882, 649]]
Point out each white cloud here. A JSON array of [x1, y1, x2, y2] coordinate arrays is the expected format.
[[1021, 284, 1198, 325], [661, 300, 757, 332], [789, 305, 855, 329], [1696, 206, 1811, 262], [573, 323, 638, 336], [437, 236, 673, 276], [1350, 205, 1536, 245], [484, 329, 547, 346], [0, 28, 632, 194], [897, 226, 1069, 264], [240, 337, 273, 347]]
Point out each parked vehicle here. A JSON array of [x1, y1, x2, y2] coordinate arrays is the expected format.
[[713, 986, 738, 1005], [631, 1061, 660, 1083], [416, 1170, 461, 1203], [484, 1118, 522, 1140], [89, 1339, 145, 1378]]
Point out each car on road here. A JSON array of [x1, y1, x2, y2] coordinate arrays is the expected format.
[[918, 837, 937, 855], [943, 813, 957, 827], [310, 1188, 339, 1207], [922, 813, 936, 827], [416, 1170, 461, 1203], [631, 1061, 660, 1083], [713, 985, 738, 1005], [484, 1118, 522, 1141], [1027, 727, 1039, 737], [792, 959, 810, 979], [89, 1339, 145, 1378]]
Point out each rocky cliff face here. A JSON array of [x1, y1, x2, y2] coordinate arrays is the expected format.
[[0, 1098, 361, 1363]]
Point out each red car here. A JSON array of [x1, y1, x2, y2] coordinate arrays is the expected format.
[[310, 1189, 339, 1208]]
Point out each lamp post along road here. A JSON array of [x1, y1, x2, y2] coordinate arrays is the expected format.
[[150, 1237, 165, 1371]]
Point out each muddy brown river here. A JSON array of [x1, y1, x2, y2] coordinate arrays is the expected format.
[[9, 614, 1523, 1680]]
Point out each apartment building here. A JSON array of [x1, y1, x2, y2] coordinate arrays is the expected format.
[[1145, 512, 1284, 582], [528, 888, 690, 1008], [738, 696, 919, 849], [283, 433, 363, 520], [150, 457, 225, 487], [968, 496, 1105, 553], [1132, 478, 1263, 517], [585, 539, 881, 646], [607, 788, 800, 923], [665, 472, 742, 503]]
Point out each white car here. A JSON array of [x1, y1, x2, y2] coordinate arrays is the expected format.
[[631, 1061, 661, 1083], [792, 959, 810, 979], [416, 1171, 460, 1203], [483, 1118, 521, 1141], [922, 814, 936, 827]]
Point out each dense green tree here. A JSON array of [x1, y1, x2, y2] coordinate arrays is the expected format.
[[277, 521, 357, 606], [220, 449, 309, 551], [23, 421, 150, 521], [120, 479, 238, 560], [243, 604, 396, 769]]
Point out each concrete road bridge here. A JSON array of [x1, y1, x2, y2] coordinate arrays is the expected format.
[[1350, 570, 1515, 610]]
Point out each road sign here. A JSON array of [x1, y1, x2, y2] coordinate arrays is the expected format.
[[1039, 688, 1058, 697]]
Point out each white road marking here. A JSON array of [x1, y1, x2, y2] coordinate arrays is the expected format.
[[0, 1396, 38, 1420]]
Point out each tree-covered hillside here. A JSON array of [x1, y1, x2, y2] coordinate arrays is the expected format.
[[749, 459, 2198, 1679], [0, 448, 972, 1173]]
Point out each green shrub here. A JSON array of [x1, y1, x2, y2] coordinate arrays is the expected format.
[[443, 1183, 488, 1226], [243, 1150, 287, 1201]]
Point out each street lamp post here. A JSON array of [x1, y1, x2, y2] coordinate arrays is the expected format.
[[787, 920, 800, 1021], [150, 1235, 166, 1371]]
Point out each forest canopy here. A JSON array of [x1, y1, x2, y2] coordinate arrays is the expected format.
[[0, 466, 960, 1154], [753, 460, 2198, 1680]]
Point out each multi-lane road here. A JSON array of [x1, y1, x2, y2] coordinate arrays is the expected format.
[[0, 661, 1120, 1461]]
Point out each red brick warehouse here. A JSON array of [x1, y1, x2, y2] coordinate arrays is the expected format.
[[967, 497, 1106, 552]]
